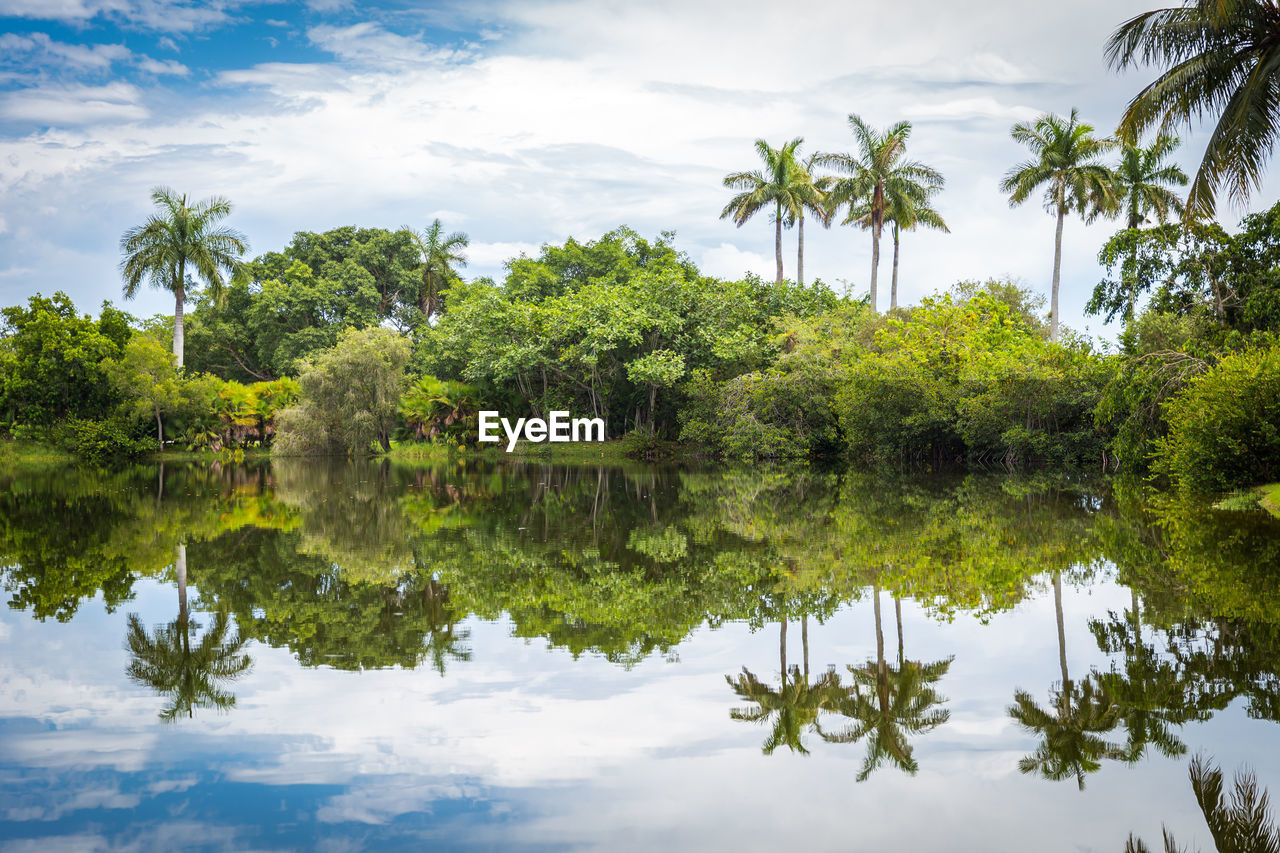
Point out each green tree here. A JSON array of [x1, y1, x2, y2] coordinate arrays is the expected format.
[[846, 176, 949, 310], [820, 115, 945, 313], [275, 327, 410, 456], [1108, 0, 1280, 219], [790, 151, 834, 287], [1001, 109, 1117, 341], [125, 609, 252, 722], [104, 334, 185, 449], [406, 219, 469, 321], [721, 138, 813, 283], [119, 186, 248, 369], [1116, 135, 1189, 230], [0, 293, 127, 426]]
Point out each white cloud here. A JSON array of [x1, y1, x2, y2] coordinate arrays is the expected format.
[[135, 56, 189, 76], [0, 82, 147, 124], [0, 32, 132, 72], [307, 22, 466, 68], [699, 243, 770, 281]]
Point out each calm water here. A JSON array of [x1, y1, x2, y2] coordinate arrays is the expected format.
[[2, 459, 1280, 852]]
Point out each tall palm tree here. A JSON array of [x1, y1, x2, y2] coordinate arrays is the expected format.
[[1001, 109, 1116, 341], [789, 152, 835, 287], [119, 187, 247, 369], [1115, 135, 1189, 229], [726, 664, 845, 755], [820, 115, 944, 313], [1107, 0, 1280, 219], [847, 180, 949, 310], [721, 138, 809, 284], [406, 218, 469, 321]]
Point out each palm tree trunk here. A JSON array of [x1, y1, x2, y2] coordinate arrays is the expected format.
[[1050, 205, 1064, 342], [797, 211, 805, 286], [173, 276, 185, 369], [155, 406, 164, 451], [870, 222, 881, 313], [891, 223, 901, 311], [775, 201, 784, 284]]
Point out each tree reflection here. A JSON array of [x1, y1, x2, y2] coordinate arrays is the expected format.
[[1124, 755, 1280, 853], [821, 586, 952, 779]]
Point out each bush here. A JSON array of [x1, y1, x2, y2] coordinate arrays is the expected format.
[[43, 417, 153, 465], [1155, 343, 1280, 493]]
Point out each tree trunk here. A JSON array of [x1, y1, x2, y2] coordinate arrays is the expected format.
[[870, 218, 881, 313], [891, 223, 901, 311], [155, 406, 164, 451], [873, 583, 885, 679], [173, 272, 185, 369], [1050, 205, 1065, 342], [797, 211, 805, 286], [775, 201, 784, 284]]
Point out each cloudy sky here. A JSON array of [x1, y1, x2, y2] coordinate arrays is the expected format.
[[1, 0, 1274, 338]]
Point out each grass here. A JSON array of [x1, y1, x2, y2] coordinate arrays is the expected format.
[[0, 438, 73, 468], [1259, 483, 1280, 518]]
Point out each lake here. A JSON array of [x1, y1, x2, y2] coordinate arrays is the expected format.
[[2, 458, 1279, 852]]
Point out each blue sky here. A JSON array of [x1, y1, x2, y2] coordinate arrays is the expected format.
[[2, 0, 1276, 337]]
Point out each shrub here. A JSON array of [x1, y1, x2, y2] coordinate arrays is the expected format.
[[1155, 343, 1280, 493], [43, 417, 153, 465]]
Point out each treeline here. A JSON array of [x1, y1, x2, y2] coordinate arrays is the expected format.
[[3, 211, 1280, 496]]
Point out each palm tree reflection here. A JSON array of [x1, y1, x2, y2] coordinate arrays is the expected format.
[[125, 541, 252, 721], [821, 587, 952, 780]]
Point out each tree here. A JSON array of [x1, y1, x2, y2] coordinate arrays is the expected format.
[[119, 186, 248, 369], [820, 115, 944, 313], [275, 327, 410, 456], [721, 138, 812, 283], [1002, 109, 1117, 341], [846, 177, 949, 310], [0, 292, 128, 426], [1108, 0, 1280, 219], [789, 152, 834, 286], [406, 218, 469, 321], [125, 609, 252, 722], [104, 334, 185, 450], [1116, 135, 1189, 230]]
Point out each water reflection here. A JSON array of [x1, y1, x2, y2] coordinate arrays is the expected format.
[[0, 458, 1278, 785], [1126, 755, 1280, 853]]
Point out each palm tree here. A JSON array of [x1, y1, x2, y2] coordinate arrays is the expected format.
[[721, 138, 810, 284], [406, 219, 468, 321], [119, 187, 247, 369], [820, 115, 944, 312], [1001, 109, 1116, 341], [820, 586, 952, 779], [846, 180, 949, 310], [1124, 755, 1280, 853], [1115, 135, 1189, 229], [1108, 0, 1280, 219], [789, 152, 835, 287]]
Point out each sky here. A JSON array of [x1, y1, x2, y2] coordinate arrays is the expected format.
[[1, 0, 1277, 339]]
